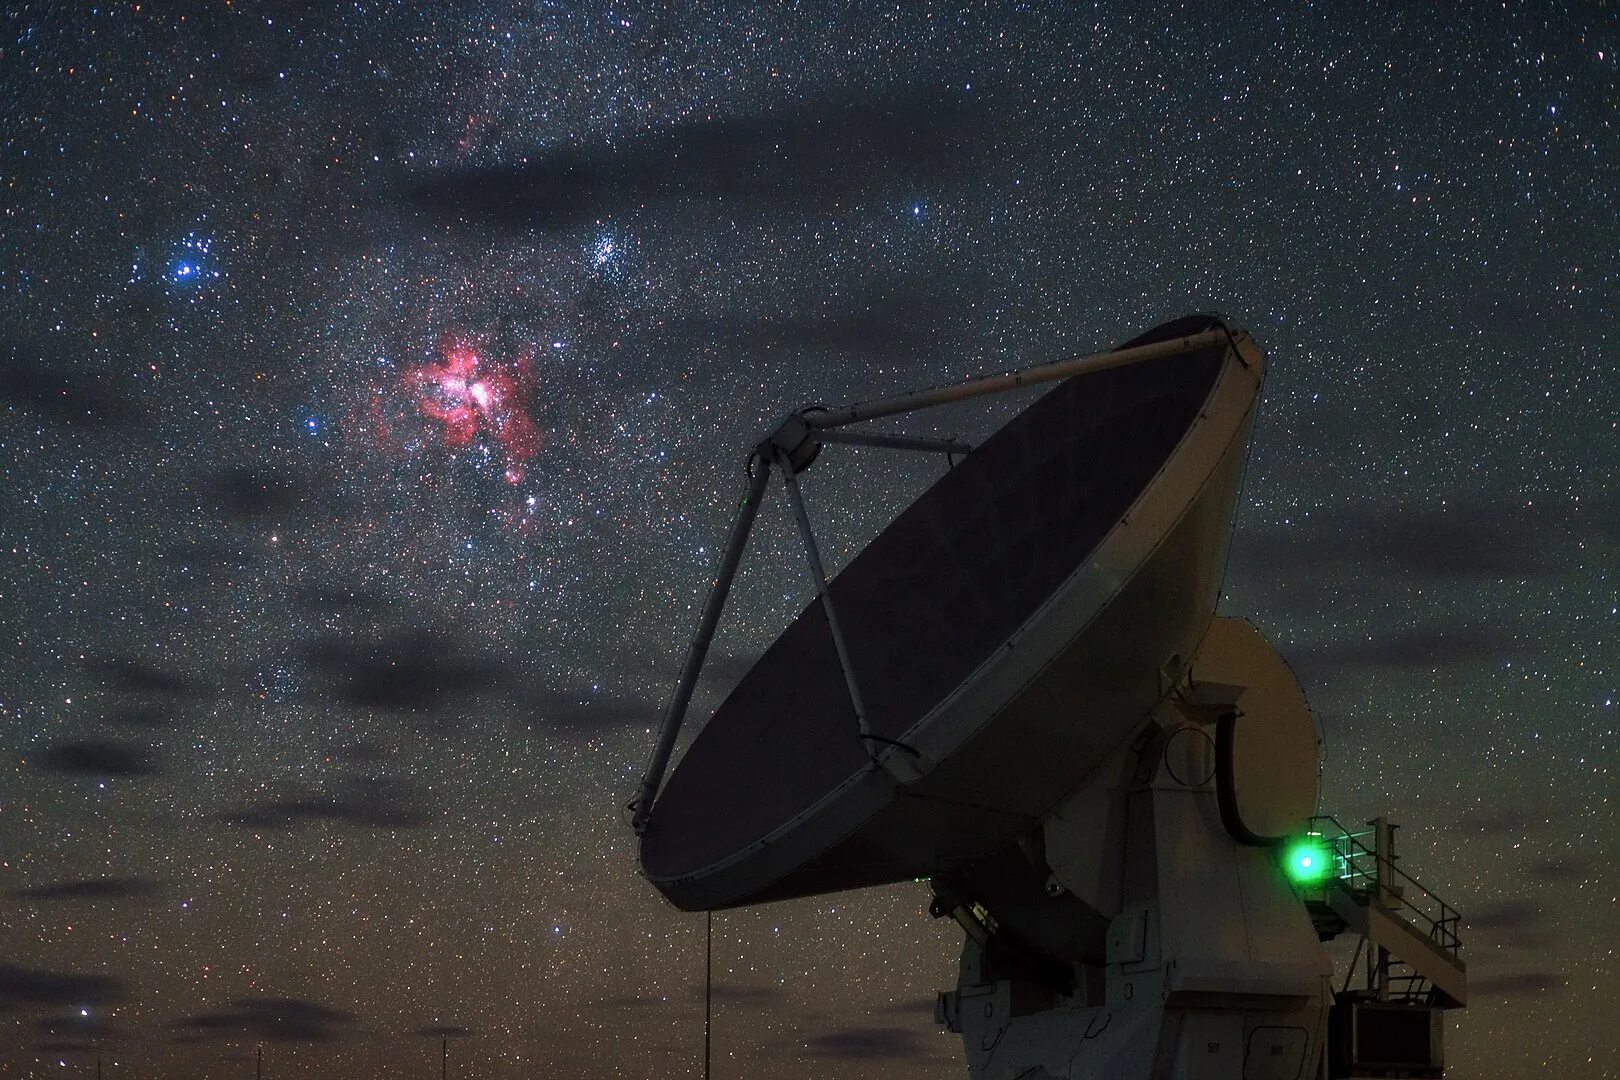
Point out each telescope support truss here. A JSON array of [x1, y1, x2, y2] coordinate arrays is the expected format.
[[629, 327, 1236, 832]]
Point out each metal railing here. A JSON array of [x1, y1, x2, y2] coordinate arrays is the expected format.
[[1307, 815, 1463, 960]]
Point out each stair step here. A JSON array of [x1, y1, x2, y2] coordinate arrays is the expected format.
[[1324, 886, 1467, 1008], [1306, 898, 1349, 942]]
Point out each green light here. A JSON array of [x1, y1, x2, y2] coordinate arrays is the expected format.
[[1283, 838, 1334, 886]]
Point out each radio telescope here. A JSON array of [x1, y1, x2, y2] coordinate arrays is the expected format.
[[630, 315, 1467, 1079]]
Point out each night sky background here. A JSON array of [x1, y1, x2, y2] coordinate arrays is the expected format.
[[2, 2, 1616, 1077]]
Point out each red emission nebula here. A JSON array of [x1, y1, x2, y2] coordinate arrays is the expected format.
[[402, 336, 541, 484]]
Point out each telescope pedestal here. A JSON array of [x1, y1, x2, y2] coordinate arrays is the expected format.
[[935, 706, 1332, 1079]]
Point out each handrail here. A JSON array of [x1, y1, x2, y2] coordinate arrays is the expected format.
[[1307, 815, 1463, 960]]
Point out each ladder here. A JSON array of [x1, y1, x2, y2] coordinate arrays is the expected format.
[[1302, 816, 1467, 1010]]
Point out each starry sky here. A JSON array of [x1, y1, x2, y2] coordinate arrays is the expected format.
[[1, 2, 1616, 1077]]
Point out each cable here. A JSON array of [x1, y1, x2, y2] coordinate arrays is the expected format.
[[704, 910, 712, 1080], [1215, 709, 1284, 848]]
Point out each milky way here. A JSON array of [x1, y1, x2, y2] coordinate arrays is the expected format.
[[1, 3, 1616, 1078]]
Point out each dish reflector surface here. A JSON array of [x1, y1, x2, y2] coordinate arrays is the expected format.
[[642, 316, 1262, 909]]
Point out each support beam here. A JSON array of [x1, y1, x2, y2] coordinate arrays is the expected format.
[[631, 462, 773, 832], [803, 327, 1231, 429], [814, 430, 973, 456], [775, 449, 874, 748]]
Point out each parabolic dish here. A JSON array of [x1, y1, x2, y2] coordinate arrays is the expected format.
[[641, 315, 1266, 910]]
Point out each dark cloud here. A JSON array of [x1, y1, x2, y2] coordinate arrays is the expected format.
[[1237, 495, 1620, 597], [296, 585, 388, 613], [0, 345, 140, 430], [103, 706, 170, 728], [0, 964, 126, 1012], [800, 1025, 927, 1060], [307, 630, 499, 713], [694, 984, 784, 1005], [525, 693, 650, 739], [1470, 971, 1568, 997], [222, 775, 431, 830], [881, 996, 938, 1016], [412, 1024, 470, 1038], [1230, 503, 1550, 582], [332, 739, 389, 764], [36, 739, 159, 778], [595, 993, 667, 1009], [31, 1040, 100, 1054], [1524, 855, 1592, 883], [723, 306, 937, 357], [1571, 494, 1620, 547], [307, 629, 647, 737], [406, 93, 978, 232], [1355, 511, 1542, 579], [35, 1013, 121, 1039], [670, 285, 960, 361], [1466, 900, 1543, 934], [9, 876, 163, 903], [177, 997, 355, 1043], [207, 467, 305, 518], [82, 656, 205, 697], [1465, 808, 1548, 837], [1289, 625, 1514, 679]]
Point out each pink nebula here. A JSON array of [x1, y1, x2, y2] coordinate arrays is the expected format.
[[408, 337, 540, 483]]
